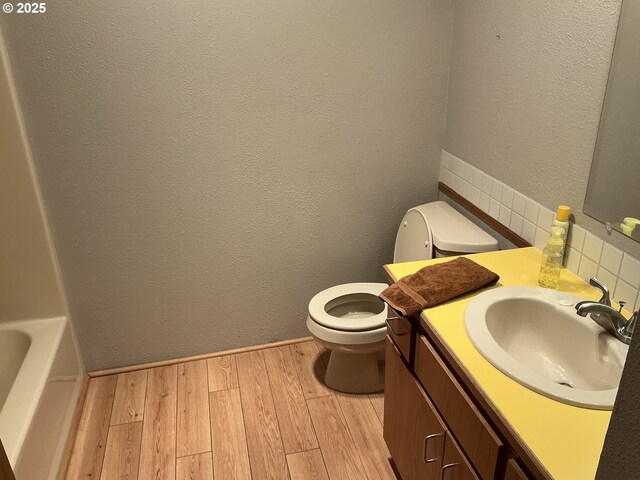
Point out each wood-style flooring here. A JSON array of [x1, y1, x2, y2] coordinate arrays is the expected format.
[[63, 340, 398, 480]]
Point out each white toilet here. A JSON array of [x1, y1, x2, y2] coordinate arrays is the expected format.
[[306, 201, 498, 393]]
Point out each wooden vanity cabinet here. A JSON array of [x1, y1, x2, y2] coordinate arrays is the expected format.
[[384, 337, 447, 479], [384, 331, 535, 480], [414, 335, 502, 480]]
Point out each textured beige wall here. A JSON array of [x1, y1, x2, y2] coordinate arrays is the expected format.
[[0, 0, 454, 369], [444, 0, 640, 259], [0, 32, 65, 321]]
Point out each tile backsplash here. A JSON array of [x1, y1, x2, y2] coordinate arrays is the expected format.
[[439, 150, 640, 312]]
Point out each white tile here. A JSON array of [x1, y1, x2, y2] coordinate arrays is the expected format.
[[537, 206, 554, 231], [479, 193, 490, 213], [457, 179, 466, 197], [578, 256, 598, 283], [619, 254, 640, 289], [441, 150, 450, 169], [470, 186, 481, 207], [463, 163, 474, 183], [489, 198, 501, 220], [600, 244, 623, 275], [500, 186, 514, 209], [453, 174, 463, 194], [441, 169, 453, 187], [472, 167, 483, 189], [567, 224, 586, 252], [534, 227, 548, 251], [521, 220, 536, 245], [451, 155, 464, 177], [512, 192, 526, 217], [491, 178, 503, 201], [582, 233, 603, 263], [499, 205, 511, 226], [461, 180, 472, 200], [595, 267, 618, 295], [481, 173, 492, 195], [439, 165, 447, 183], [564, 247, 581, 273], [524, 199, 539, 225], [614, 279, 639, 311], [509, 213, 523, 236]]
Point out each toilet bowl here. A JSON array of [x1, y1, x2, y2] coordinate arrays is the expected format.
[[307, 283, 388, 393], [307, 201, 498, 393]]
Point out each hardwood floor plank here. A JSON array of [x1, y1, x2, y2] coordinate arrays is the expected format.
[[66, 376, 117, 480], [207, 355, 238, 392], [263, 347, 318, 454], [209, 389, 251, 480], [289, 342, 333, 399], [286, 450, 329, 480], [369, 393, 385, 426], [236, 350, 289, 480], [100, 422, 143, 480], [336, 393, 396, 480], [111, 370, 148, 425], [176, 452, 213, 480], [307, 395, 368, 480], [177, 360, 211, 457], [138, 365, 178, 480]]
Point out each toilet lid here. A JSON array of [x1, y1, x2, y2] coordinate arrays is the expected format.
[[308, 283, 388, 332]]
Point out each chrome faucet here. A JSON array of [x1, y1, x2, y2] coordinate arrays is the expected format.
[[575, 277, 637, 345]]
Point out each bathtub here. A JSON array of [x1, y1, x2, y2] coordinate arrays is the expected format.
[[0, 317, 84, 480]]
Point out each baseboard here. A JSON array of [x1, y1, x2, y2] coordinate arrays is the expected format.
[[88, 336, 314, 377]]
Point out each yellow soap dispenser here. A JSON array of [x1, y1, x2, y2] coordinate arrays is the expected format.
[[552, 205, 571, 247], [538, 226, 564, 289]]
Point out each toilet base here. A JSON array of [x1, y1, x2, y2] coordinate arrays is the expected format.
[[324, 349, 385, 394]]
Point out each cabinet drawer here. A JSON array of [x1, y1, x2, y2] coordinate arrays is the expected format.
[[386, 315, 413, 362], [415, 335, 503, 480], [442, 432, 480, 480]]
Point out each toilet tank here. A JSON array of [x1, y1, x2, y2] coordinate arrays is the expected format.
[[393, 201, 498, 263]]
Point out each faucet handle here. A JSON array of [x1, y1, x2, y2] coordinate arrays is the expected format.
[[622, 309, 639, 337], [589, 277, 611, 306]]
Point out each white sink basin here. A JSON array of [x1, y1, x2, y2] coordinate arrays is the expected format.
[[465, 286, 628, 409]]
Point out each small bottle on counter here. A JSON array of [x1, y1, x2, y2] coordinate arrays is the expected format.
[[552, 205, 571, 249], [538, 226, 565, 289]]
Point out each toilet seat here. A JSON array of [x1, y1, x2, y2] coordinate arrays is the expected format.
[[308, 283, 388, 332]]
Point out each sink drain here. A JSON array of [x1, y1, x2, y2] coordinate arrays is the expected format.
[[557, 381, 574, 388]]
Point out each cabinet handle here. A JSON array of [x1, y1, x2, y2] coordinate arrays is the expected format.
[[441, 462, 460, 478], [423, 432, 444, 463], [385, 316, 408, 336]]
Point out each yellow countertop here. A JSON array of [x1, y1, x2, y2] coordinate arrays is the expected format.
[[385, 247, 611, 480]]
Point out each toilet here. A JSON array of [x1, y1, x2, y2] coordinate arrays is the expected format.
[[306, 201, 498, 393]]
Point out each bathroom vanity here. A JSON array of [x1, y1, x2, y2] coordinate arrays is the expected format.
[[383, 247, 613, 480]]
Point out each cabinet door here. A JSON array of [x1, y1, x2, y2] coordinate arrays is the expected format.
[[383, 336, 446, 480], [415, 335, 502, 480], [441, 432, 480, 480], [504, 459, 529, 480]]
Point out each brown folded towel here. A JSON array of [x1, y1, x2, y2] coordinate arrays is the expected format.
[[380, 257, 499, 317]]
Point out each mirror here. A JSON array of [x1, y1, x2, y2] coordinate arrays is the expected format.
[[584, 0, 640, 242]]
